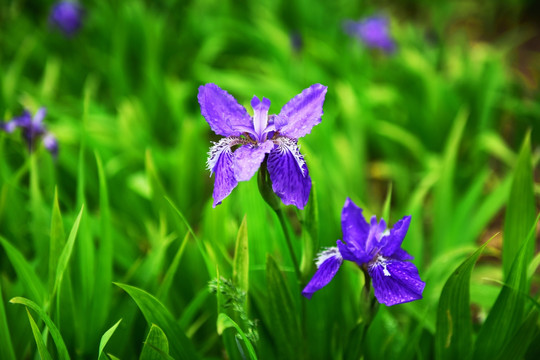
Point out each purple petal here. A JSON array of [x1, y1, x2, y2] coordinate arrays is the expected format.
[[43, 133, 59, 157], [198, 84, 253, 137], [380, 215, 411, 258], [12, 111, 32, 128], [369, 257, 425, 306], [278, 84, 327, 139], [207, 138, 239, 207], [251, 97, 271, 141], [302, 247, 343, 299], [267, 138, 311, 209], [50, 1, 84, 36], [337, 239, 370, 264], [341, 198, 370, 252], [1, 120, 17, 133], [233, 140, 274, 181], [33, 107, 47, 126]]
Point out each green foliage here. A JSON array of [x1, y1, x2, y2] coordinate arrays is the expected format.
[[0, 0, 538, 359]]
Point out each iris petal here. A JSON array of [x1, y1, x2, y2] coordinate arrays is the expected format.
[[267, 138, 311, 209], [302, 248, 343, 299], [207, 138, 239, 207], [341, 198, 371, 252], [278, 84, 327, 139], [198, 84, 253, 137], [233, 140, 274, 181], [369, 257, 425, 306]]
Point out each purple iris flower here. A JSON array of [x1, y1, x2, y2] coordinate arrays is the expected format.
[[1, 108, 59, 157], [198, 83, 327, 209], [49, 1, 84, 36], [302, 198, 425, 306], [344, 15, 396, 53]]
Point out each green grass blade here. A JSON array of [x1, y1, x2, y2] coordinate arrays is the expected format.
[[140, 324, 171, 360], [0, 282, 16, 360], [98, 319, 122, 360], [91, 152, 113, 334], [381, 182, 392, 222], [495, 310, 539, 360], [233, 215, 249, 293], [10, 297, 70, 360], [115, 282, 200, 360], [473, 214, 539, 358], [26, 308, 53, 360], [265, 254, 303, 360], [157, 232, 190, 301], [217, 313, 258, 360], [0, 236, 46, 305], [502, 131, 535, 279], [166, 197, 215, 278], [435, 239, 490, 360], [52, 205, 84, 299], [48, 187, 66, 297]]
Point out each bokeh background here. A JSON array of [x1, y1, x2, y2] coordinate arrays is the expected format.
[[0, 0, 539, 359]]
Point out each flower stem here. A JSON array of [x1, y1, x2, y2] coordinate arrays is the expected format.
[[275, 208, 302, 283]]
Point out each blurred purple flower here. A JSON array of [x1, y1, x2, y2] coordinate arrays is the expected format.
[[198, 83, 327, 209], [344, 15, 396, 53], [49, 1, 84, 36], [1, 108, 59, 157], [302, 198, 425, 306]]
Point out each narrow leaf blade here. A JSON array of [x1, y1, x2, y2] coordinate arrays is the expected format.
[[233, 215, 249, 293], [26, 308, 53, 360]]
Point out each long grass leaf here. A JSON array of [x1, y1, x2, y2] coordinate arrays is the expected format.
[[0, 282, 16, 360], [115, 282, 200, 360], [52, 205, 84, 299], [473, 214, 539, 358], [26, 308, 53, 360], [48, 187, 65, 297], [217, 313, 258, 360], [157, 232, 190, 301], [140, 324, 171, 360], [233, 215, 249, 293], [266, 254, 303, 360], [502, 131, 535, 279], [435, 238, 490, 360], [98, 319, 122, 360], [0, 236, 45, 304], [10, 297, 70, 360]]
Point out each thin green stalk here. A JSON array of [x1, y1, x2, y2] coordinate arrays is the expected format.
[[274, 208, 302, 284]]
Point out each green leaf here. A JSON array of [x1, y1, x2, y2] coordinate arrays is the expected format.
[[115, 282, 200, 360], [52, 205, 84, 299], [217, 313, 258, 360], [48, 187, 66, 296], [381, 182, 392, 222], [495, 310, 539, 360], [233, 215, 249, 293], [10, 297, 70, 360], [473, 215, 539, 358], [90, 152, 113, 335], [435, 239, 490, 360], [265, 254, 303, 360], [301, 182, 319, 279], [98, 319, 122, 360], [26, 308, 53, 360], [166, 197, 215, 278], [0, 236, 46, 305], [503, 131, 535, 279], [0, 282, 16, 360], [140, 324, 172, 360], [157, 231, 190, 300]]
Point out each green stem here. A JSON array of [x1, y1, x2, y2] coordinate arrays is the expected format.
[[275, 208, 302, 283]]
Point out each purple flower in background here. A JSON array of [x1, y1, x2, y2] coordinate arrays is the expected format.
[[302, 198, 425, 306], [198, 83, 327, 209], [344, 15, 396, 53], [1, 108, 59, 157], [49, 1, 84, 36]]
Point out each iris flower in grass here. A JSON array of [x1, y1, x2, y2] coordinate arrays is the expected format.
[[344, 15, 396, 53], [49, 1, 84, 36], [198, 83, 327, 209], [302, 198, 425, 306], [1, 108, 58, 157]]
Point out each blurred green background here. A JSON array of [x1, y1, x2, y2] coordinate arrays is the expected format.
[[0, 0, 539, 359]]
